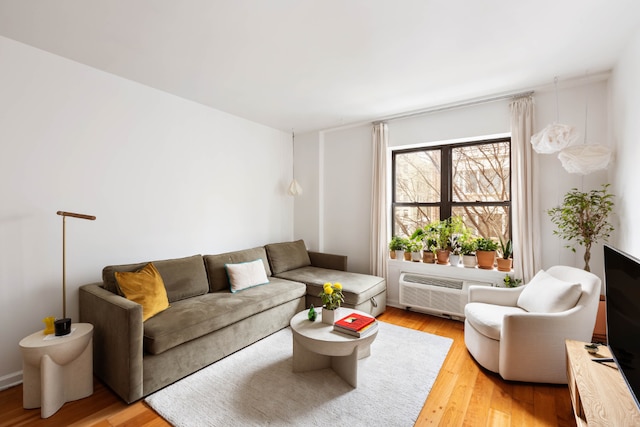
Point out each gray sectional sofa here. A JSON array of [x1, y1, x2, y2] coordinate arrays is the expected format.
[[79, 240, 386, 403]]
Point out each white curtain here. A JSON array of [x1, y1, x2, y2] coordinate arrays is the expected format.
[[510, 95, 541, 282], [370, 122, 388, 278]]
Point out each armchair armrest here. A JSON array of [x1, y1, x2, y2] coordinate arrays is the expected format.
[[79, 283, 144, 403], [308, 251, 347, 271], [499, 305, 591, 383], [468, 285, 523, 306]]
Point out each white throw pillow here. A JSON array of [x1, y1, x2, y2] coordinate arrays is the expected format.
[[225, 259, 269, 293], [517, 270, 582, 313]]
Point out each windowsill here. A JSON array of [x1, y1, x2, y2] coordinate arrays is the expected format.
[[387, 258, 509, 285]]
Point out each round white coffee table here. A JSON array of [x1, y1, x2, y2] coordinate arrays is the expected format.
[[289, 308, 378, 387], [19, 323, 93, 418]]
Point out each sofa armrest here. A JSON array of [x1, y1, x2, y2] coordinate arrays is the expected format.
[[308, 251, 347, 271], [468, 285, 523, 306], [79, 283, 144, 403]]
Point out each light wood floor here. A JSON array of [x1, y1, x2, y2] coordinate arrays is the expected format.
[[0, 307, 576, 427]]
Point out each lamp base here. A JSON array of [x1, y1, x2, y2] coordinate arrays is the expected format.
[[54, 318, 71, 336]]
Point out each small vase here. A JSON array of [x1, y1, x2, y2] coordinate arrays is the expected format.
[[322, 307, 340, 325]]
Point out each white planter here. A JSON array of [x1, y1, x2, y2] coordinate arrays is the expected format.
[[395, 250, 405, 260], [411, 251, 422, 262], [449, 254, 461, 266], [462, 254, 477, 268], [321, 307, 341, 325]]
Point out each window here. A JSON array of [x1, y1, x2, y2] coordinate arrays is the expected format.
[[392, 136, 511, 242]]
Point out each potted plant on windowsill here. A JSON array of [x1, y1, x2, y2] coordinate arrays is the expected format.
[[411, 225, 437, 263], [448, 234, 462, 267], [476, 237, 498, 270], [459, 235, 478, 268], [407, 240, 423, 262], [497, 238, 513, 272], [388, 236, 405, 260]]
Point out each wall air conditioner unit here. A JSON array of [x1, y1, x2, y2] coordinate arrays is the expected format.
[[399, 272, 493, 320]]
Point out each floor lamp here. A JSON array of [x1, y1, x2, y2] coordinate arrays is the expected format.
[[55, 211, 96, 336]]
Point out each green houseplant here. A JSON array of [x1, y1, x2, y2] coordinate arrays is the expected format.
[[497, 238, 513, 272], [459, 235, 478, 268], [411, 225, 437, 263], [406, 240, 423, 262], [388, 236, 405, 259], [547, 184, 615, 272], [475, 237, 498, 270]]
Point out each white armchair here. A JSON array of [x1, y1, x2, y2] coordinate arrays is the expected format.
[[464, 265, 601, 384]]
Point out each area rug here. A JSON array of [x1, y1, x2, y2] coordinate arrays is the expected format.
[[145, 321, 453, 427]]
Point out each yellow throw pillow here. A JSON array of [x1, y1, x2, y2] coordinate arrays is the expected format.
[[115, 262, 170, 321]]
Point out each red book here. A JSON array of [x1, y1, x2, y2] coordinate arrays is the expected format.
[[335, 312, 375, 332]]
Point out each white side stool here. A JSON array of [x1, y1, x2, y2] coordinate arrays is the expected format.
[[19, 322, 93, 418]]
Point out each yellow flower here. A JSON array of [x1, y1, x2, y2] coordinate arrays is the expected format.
[[333, 282, 342, 290], [323, 282, 332, 290], [325, 287, 334, 295]]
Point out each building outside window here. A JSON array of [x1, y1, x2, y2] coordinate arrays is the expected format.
[[392, 136, 511, 243]]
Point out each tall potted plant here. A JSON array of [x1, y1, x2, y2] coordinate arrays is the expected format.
[[547, 184, 615, 272], [476, 237, 498, 270]]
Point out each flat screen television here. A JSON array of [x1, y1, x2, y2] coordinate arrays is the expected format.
[[603, 244, 640, 411]]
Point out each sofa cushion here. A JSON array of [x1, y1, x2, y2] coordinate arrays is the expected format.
[[226, 259, 270, 293], [274, 266, 385, 306], [142, 277, 306, 355], [115, 263, 170, 321], [517, 270, 582, 313], [464, 302, 526, 340], [265, 240, 311, 275], [103, 255, 208, 303], [204, 247, 272, 293]]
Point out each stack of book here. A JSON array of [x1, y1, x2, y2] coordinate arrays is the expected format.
[[333, 312, 378, 337]]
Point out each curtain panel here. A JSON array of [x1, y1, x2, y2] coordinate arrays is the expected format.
[[370, 122, 389, 278], [509, 95, 541, 282]]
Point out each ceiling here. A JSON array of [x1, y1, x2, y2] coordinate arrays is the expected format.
[[1, 1, 639, 133]]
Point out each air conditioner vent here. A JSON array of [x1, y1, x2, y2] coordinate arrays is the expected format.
[[401, 274, 463, 290], [399, 272, 492, 320]]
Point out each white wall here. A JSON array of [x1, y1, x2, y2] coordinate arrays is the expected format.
[[0, 36, 293, 387], [611, 28, 640, 259], [295, 78, 612, 280]]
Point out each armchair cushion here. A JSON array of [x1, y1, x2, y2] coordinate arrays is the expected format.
[[516, 270, 582, 313], [465, 303, 524, 340]]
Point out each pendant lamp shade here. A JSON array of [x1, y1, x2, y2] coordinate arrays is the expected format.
[[531, 123, 579, 154], [557, 144, 612, 175], [287, 130, 302, 196]]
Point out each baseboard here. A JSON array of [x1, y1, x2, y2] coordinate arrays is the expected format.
[[0, 371, 22, 391]]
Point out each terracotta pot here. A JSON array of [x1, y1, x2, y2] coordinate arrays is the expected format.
[[390, 250, 397, 259], [422, 251, 436, 264], [497, 257, 513, 272], [476, 250, 496, 270], [436, 249, 450, 265], [403, 251, 412, 261]]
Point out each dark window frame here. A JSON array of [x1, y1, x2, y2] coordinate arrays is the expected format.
[[391, 136, 512, 238]]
